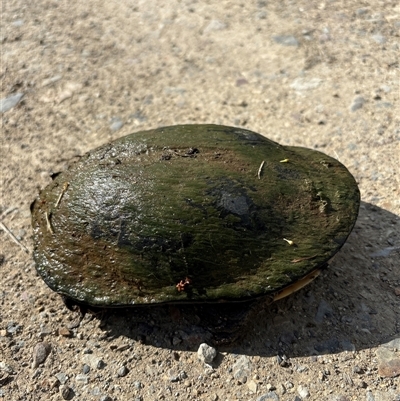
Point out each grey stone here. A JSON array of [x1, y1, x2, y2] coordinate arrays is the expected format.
[[39, 325, 52, 338], [55, 372, 68, 385], [256, 392, 280, 401], [290, 78, 322, 91], [296, 365, 308, 373], [0, 362, 14, 374], [6, 322, 22, 335], [247, 379, 258, 393], [60, 385, 74, 400], [366, 391, 375, 401], [117, 365, 129, 377], [375, 101, 393, 109], [256, 11, 267, 19], [168, 369, 187, 382], [32, 342, 51, 368], [110, 117, 124, 132], [273, 35, 299, 47], [172, 336, 182, 346], [356, 8, 368, 16], [298, 384, 310, 398], [11, 20, 24, 27], [372, 34, 386, 44], [129, 110, 147, 122], [91, 387, 101, 396], [380, 85, 391, 93], [0, 93, 24, 113], [82, 354, 105, 369], [197, 343, 217, 364], [204, 20, 226, 34], [233, 355, 252, 384], [75, 373, 89, 385], [133, 381, 142, 389], [82, 364, 90, 374], [350, 96, 365, 112]]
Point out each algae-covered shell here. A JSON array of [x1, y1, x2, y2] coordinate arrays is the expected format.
[[31, 125, 360, 307]]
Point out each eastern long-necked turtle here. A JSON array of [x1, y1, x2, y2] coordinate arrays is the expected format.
[[31, 125, 360, 342]]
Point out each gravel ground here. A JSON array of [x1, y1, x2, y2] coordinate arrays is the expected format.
[[1, 0, 399, 400]]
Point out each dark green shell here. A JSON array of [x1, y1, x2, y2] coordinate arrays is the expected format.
[[31, 125, 360, 307]]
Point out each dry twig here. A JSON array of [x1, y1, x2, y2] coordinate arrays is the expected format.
[[0, 221, 29, 254]]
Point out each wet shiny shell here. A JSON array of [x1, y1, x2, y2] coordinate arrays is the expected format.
[[31, 125, 360, 307]]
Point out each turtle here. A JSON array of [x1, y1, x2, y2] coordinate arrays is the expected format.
[[31, 124, 360, 344]]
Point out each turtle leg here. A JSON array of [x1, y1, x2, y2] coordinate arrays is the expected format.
[[61, 295, 88, 317]]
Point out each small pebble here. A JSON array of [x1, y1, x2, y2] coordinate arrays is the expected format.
[[380, 85, 391, 93], [350, 96, 365, 112], [298, 385, 310, 398], [372, 34, 386, 44], [11, 20, 24, 27], [32, 342, 51, 368], [55, 372, 68, 385], [297, 365, 308, 373], [256, 392, 280, 401], [273, 35, 299, 46], [233, 355, 252, 384], [82, 364, 90, 374], [58, 327, 72, 337], [356, 8, 368, 16], [91, 387, 101, 396], [99, 396, 113, 401], [39, 325, 52, 338], [172, 336, 182, 346], [82, 354, 105, 369], [197, 343, 217, 364], [7, 322, 22, 335], [110, 117, 124, 132], [75, 373, 89, 385], [290, 78, 322, 91], [353, 365, 364, 374], [366, 391, 375, 401], [117, 365, 129, 377], [247, 379, 258, 393], [0, 362, 14, 374], [16, 229, 26, 240], [203, 19, 226, 34], [60, 385, 73, 400], [0, 93, 24, 113]]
